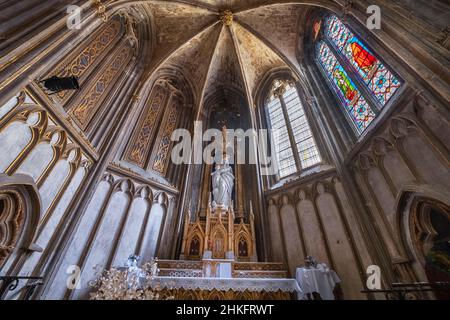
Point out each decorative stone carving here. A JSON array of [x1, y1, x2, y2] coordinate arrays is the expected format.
[[70, 42, 134, 129], [126, 85, 167, 167], [219, 10, 233, 26], [0, 190, 24, 266], [41, 18, 123, 103], [152, 98, 179, 174], [91, 0, 108, 22], [0, 174, 41, 271]]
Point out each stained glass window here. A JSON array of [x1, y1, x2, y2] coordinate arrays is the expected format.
[[266, 81, 321, 178], [324, 16, 401, 106], [317, 41, 375, 133]]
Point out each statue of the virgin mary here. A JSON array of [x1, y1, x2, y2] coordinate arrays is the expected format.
[[211, 126, 234, 209], [211, 159, 234, 209]]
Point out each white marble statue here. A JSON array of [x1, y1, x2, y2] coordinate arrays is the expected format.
[[211, 157, 234, 210]]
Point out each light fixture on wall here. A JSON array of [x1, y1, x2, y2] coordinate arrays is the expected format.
[[40, 76, 80, 95]]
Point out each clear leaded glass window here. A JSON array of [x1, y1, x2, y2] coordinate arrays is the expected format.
[[266, 81, 321, 178]]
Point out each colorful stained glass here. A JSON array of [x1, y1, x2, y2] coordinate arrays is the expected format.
[[313, 20, 322, 40], [324, 16, 401, 106], [317, 41, 375, 133], [369, 65, 401, 106]]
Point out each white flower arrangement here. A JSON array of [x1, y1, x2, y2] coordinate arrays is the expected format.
[[89, 257, 173, 300]]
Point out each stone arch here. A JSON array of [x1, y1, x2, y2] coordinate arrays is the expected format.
[[255, 67, 299, 109], [16, 127, 67, 186], [0, 174, 41, 272], [397, 185, 450, 294], [0, 108, 48, 174]]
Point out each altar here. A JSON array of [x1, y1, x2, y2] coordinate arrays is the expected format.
[[145, 127, 300, 300], [148, 275, 302, 300]]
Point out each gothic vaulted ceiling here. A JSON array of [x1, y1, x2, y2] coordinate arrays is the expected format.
[[125, 0, 311, 108]]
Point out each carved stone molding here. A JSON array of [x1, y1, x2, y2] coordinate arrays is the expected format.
[[219, 10, 233, 26], [0, 174, 41, 270]]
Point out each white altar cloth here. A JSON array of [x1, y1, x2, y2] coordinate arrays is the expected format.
[[295, 267, 340, 300], [147, 276, 303, 297]]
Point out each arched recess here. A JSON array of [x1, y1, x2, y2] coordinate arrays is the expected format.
[[0, 109, 48, 174], [186, 223, 205, 260], [122, 67, 194, 182], [397, 185, 450, 299], [44, 173, 114, 300], [234, 222, 252, 261], [279, 194, 304, 276], [187, 234, 202, 258], [139, 191, 169, 262], [112, 185, 152, 267], [0, 174, 41, 273], [267, 197, 284, 263], [314, 181, 363, 299], [210, 224, 227, 259], [296, 188, 329, 265], [72, 178, 133, 300], [16, 128, 67, 186]]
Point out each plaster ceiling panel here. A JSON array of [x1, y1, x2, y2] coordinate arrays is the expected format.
[[236, 5, 306, 70], [224, 0, 274, 12], [163, 24, 223, 96], [184, 0, 272, 12], [231, 22, 287, 96], [204, 26, 246, 95], [145, 2, 218, 69]]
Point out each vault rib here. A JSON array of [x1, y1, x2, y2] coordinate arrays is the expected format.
[[196, 24, 225, 120], [232, 0, 341, 15], [144, 0, 219, 13], [228, 24, 255, 108]]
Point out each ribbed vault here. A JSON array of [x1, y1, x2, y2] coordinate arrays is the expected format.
[[108, 1, 340, 113]]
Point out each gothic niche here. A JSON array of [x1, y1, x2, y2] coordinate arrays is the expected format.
[[409, 198, 450, 299], [238, 236, 248, 258], [0, 176, 41, 269], [211, 226, 227, 259], [188, 235, 201, 257], [180, 127, 258, 263], [0, 190, 24, 266]]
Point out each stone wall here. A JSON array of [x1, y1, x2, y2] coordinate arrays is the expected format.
[[43, 168, 177, 299], [265, 170, 371, 300], [350, 94, 450, 285]]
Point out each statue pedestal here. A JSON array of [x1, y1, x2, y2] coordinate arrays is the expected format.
[[225, 251, 234, 260], [202, 258, 234, 278], [202, 250, 212, 259]]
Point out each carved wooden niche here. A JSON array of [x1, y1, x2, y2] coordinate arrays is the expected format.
[[188, 235, 201, 257]]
